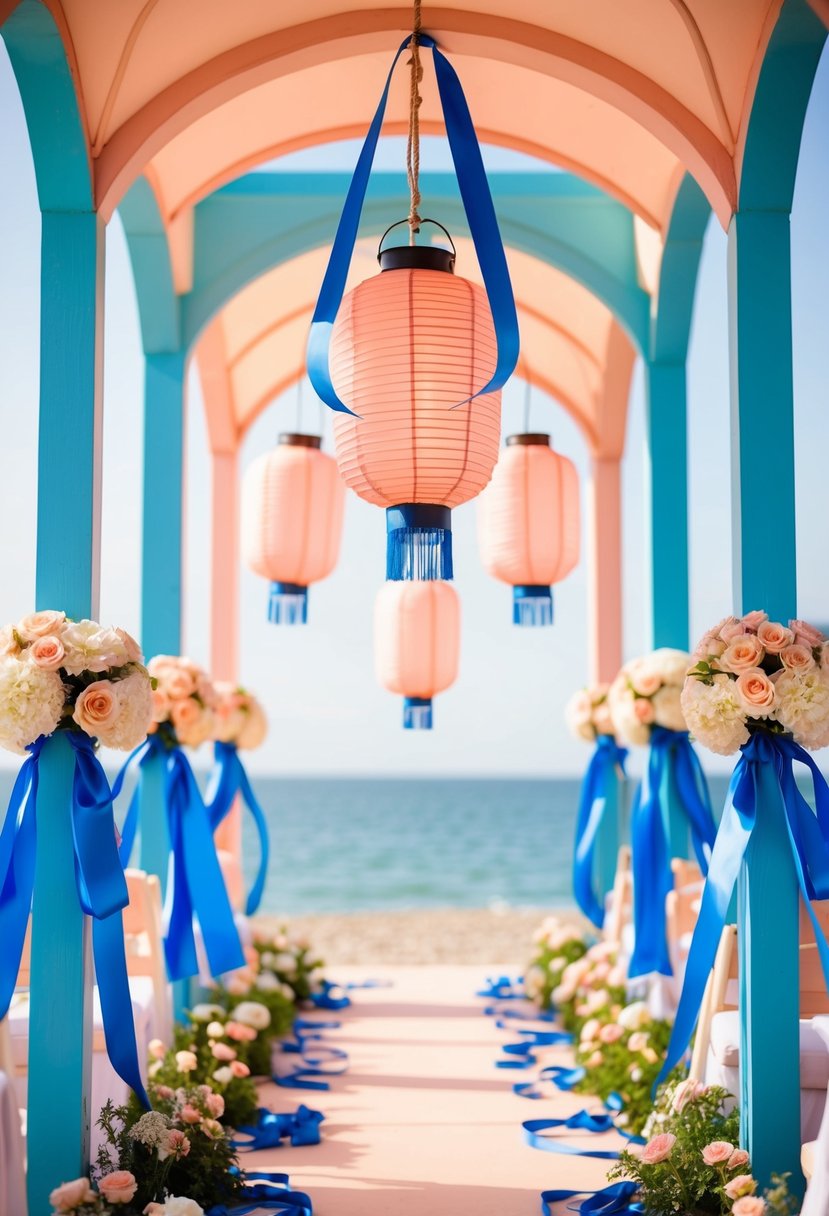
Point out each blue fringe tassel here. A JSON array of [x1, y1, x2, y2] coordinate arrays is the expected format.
[[513, 586, 553, 627], [387, 528, 453, 580], [269, 582, 308, 625], [403, 697, 433, 730]]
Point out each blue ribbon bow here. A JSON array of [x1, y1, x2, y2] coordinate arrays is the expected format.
[[233, 1103, 325, 1152], [307, 33, 519, 417], [573, 736, 628, 929], [656, 730, 829, 1088], [113, 737, 244, 981], [629, 727, 716, 978], [0, 733, 149, 1106], [206, 1172, 313, 1216], [541, 1180, 643, 1216], [205, 741, 270, 915]]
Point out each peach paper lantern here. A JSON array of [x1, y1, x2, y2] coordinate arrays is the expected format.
[[375, 579, 460, 729], [242, 433, 345, 624], [478, 433, 580, 626], [330, 239, 502, 581]]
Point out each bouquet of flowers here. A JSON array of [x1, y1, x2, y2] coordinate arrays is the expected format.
[[549, 938, 627, 1033], [682, 613, 829, 755], [0, 611, 152, 754], [608, 649, 690, 747], [251, 924, 327, 1004], [213, 957, 296, 1074], [212, 683, 268, 750], [148, 656, 216, 749], [50, 1176, 206, 1215], [609, 1080, 796, 1216], [524, 917, 589, 1010], [565, 684, 616, 743]]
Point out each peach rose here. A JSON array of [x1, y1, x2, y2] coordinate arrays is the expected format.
[[49, 1178, 96, 1210], [165, 668, 197, 700], [154, 1084, 174, 1100], [627, 1032, 649, 1053], [634, 698, 656, 724], [201, 1117, 224, 1139], [171, 697, 200, 731], [735, 668, 776, 717], [115, 627, 143, 664], [701, 1140, 734, 1165], [630, 669, 661, 697], [179, 1103, 202, 1124], [756, 621, 794, 653], [18, 610, 66, 641], [175, 1050, 198, 1072], [148, 1038, 166, 1060], [671, 1078, 706, 1111], [151, 688, 170, 723], [585, 1050, 604, 1068], [640, 1132, 676, 1164], [206, 1091, 225, 1117], [98, 1170, 138, 1204], [598, 1022, 624, 1044], [144, 1205, 165, 1216], [29, 634, 65, 670], [725, 1175, 757, 1200], [740, 611, 768, 632], [225, 1020, 257, 1042], [720, 635, 764, 673], [789, 619, 824, 649], [73, 680, 119, 736], [779, 644, 814, 673], [721, 618, 750, 642], [230, 1059, 251, 1078], [732, 1198, 766, 1216], [728, 1149, 750, 1170], [211, 1041, 237, 1061]]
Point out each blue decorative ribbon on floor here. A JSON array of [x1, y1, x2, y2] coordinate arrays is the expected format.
[[629, 728, 716, 978], [309, 977, 391, 1010], [206, 1172, 313, 1216], [233, 1103, 324, 1151], [496, 1027, 573, 1069], [307, 33, 518, 417], [477, 975, 524, 1001], [113, 736, 244, 981], [514, 1063, 586, 1098], [0, 733, 149, 1107], [573, 737, 627, 928], [541, 1180, 643, 1216], [205, 741, 269, 915], [273, 1017, 350, 1090], [656, 730, 829, 1088], [523, 1102, 645, 1159]]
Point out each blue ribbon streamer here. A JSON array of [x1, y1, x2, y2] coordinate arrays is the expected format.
[[273, 1018, 350, 1090], [477, 975, 524, 1000], [113, 739, 245, 981], [0, 733, 149, 1107], [205, 742, 270, 915], [306, 34, 519, 417], [496, 1027, 573, 1069], [233, 1103, 325, 1151], [514, 1064, 586, 1099], [656, 730, 829, 1089], [541, 1180, 643, 1216], [629, 728, 716, 978], [523, 1108, 644, 1159], [573, 737, 628, 928], [206, 1173, 313, 1216]]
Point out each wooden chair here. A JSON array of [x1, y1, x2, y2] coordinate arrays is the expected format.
[[0, 1016, 15, 1082], [666, 859, 704, 982], [604, 845, 632, 946], [123, 868, 172, 1044]]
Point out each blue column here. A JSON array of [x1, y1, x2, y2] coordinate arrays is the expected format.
[[28, 211, 104, 1216], [595, 765, 621, 900], [728, 208, 801, 1192], [644, 360, 689, 651]]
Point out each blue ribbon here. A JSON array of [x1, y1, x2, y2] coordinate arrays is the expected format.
[[0, 733, 149, 1107], [496, 1027, 573, 1069], [273, 1018, 350, 1091], [523, 1108, 644, 1158], [233, 1103, 325, 1151], [541, 1181, 643, 1216], [477, 975, 523, 1000], [629, 728, 716, 978], [656, 730, 829, 1088], [514, 1063, 586, 1098], [206, 1173, 313, 1216], [113, 739, 244, 981], [205, 742, 270, 915], [307, 34, 519, 417], [573, 736, 628, 928]]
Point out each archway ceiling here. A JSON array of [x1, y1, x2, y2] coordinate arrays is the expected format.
[[47, 0, 782, 228], [201, 237, 633, 461]]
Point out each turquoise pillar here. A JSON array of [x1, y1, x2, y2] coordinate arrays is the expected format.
[[728, 208, 801, 1192], [28, 211, 104, 1216], [595, 766, 621, 900]]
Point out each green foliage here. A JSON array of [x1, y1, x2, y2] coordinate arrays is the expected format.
[[575, 1012, 683, 1136]]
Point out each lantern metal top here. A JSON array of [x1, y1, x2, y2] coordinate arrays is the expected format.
[[378, 218, 456, 275], [278, 432, 322, 449], [506, 433, 551, 447]]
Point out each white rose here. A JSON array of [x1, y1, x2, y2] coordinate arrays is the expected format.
[[272, 952, 298, 974], [0, 655, 65, 753], [190, 1003, 226, 1022], [617, 1001, 650, 1030], [61, 620, 128, 674], [164, 1199, 205, 1216], [255, 971, 281, 992], [278, 983, 295, 1002], [232, 1001, 271, 1030], [651, 684, 687, 732], [260, 951, 276, 969], [211, 1066, 233, 1085], [206, 1021, 225, 1038]]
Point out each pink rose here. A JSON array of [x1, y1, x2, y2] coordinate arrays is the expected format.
[[73, 680, 119, 736], [721, 618, 751, 642], [701, 1140, 734, 1165], [211, 1041, 237, 1061], [154, 1084, 174, 1100], [790, 619, 824, 649], [230, 1060, 251, 1078], [201, 1117, 224, 1139], [206, 1091, 225, 1117], [671, 1078, 706, 1111], [164, 668, 197, 700], [740, 611, 768, 632], [585, 1050, 604, 1068], [144, 1205, 165, 1216], [18, 610, 66, 641], [725, 1175, 757, 1200], [720, 635, 764, 673], [225, 1020, 258, 1042], [728, 1149, 750, 1169], [779, 643, 815, 673], [98, 1170, 138, 1204], [28, 634, 65, 670], [634, 699, 656, 724], [598, 1022, 624, 1044], [627, 1032, 649, 1053], [171, 697, 200, 731], [179, 1103, 202, 1124], [631, 671, 661, 697], [735, 668, 776, 716], [151, 688, 170, 723], [756, 621, 794, 654], [732, 1198, 766, 1216], [115, 627, 143, 664], [640, 1133, 676, 1164], [165, 1128, 191, 1157], [49, 1178, 96, 1210]]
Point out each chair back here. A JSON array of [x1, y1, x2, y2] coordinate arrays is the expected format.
[[604, 845, 632, 946], [0, 1016, 14, 1081], [800, 899, 829, 1018], [124, 868, 172, 1042]]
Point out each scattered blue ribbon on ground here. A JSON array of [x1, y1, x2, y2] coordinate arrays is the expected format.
[[496, 1027, 573, 1069], [113, 737, 244, 981], [233, 1103, 325, 1151], [477, 975, 524, 1000], [656, 730, 829, 1089], [307, 33, 519, 418], [573, 737, 628, 928], [205, 741, 270, 915], [541, 1180, 643, 1216], [206, 1172, 313, 1216], [514, 1063, 586, 1099], [273, 1017, 351, 1090], [485, 1001, 554, 1022], [0, 733, 149, 1107], [629, 727, 716, 978], [523, 1104, 645, 1158]]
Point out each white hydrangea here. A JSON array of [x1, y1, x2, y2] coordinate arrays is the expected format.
[[0, 656, 65, 753], [680, 675, 749, 756], [96, 669, 154, 751], [774, 667, 829, 750], [61, 620, 129, 675]]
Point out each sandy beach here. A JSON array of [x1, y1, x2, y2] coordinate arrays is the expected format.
[[256, 905, 588, 964]]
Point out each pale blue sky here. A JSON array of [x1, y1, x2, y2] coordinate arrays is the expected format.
[[0, 44, 826, 777]]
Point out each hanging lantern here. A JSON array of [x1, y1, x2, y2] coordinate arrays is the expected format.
[[241, 433, 345, 624], [375, 580, 460, 729], [306, 7, 519, 583], [478, 433, 580, 626]]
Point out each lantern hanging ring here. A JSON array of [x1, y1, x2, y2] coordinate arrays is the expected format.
[[377, 217, 457, 272]]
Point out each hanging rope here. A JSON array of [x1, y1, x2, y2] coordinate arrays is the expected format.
[[406, 0, 424, 240]]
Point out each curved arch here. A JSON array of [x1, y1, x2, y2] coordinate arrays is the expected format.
[[93, 8, 736, 222], [651, 171, 711, 362], [118, 175, 180, 351]]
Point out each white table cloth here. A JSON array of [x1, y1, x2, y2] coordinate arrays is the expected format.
[[0, 1070, 26, 1216]]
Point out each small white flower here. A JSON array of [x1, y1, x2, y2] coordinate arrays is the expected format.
[[206, 1021, 226, 1038], [617, 1001, 650, 1030], [190, 1003, 225, 1022], [232, 1001, 271, 1030], [212, 1066, 233, 1085], [0, 655, 65, 754]]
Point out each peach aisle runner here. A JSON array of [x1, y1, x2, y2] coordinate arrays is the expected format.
[[247, 964, 626, 1215]]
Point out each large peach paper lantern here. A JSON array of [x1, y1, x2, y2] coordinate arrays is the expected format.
[[478, 433, 580, 626], [330, 241, 502, 581], [375, 579, 460, 729], [242, 433, 345, 624]]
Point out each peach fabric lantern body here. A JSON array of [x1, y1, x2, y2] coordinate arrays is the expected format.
[[330, 244, 502, 581], [478, 433, 580, 626], [375, 580, 461, 729], [241, 433, 345, 624]]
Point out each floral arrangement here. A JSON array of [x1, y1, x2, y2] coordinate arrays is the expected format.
[[565, 684, 616, 743], [213, 966, 296, 1075], [147, 656, 216, 750], [250, 923, 327, 1004], [0, 611, 153, 754], [524, 916, 589, 1010], [608, 648, 690, 747], [212, 682, 268, 750], [682, 613, 829, 755], [50, 1177, 205, 1215], [548, 938, 627, 1034], [609, 1080, 796, 1216]]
